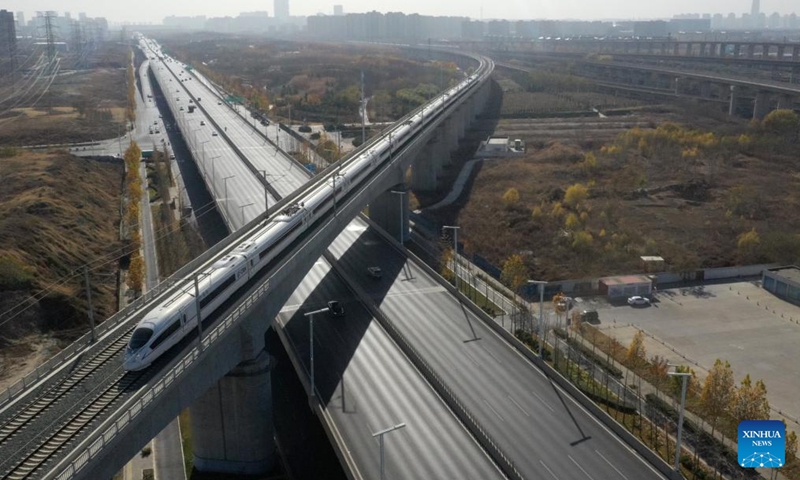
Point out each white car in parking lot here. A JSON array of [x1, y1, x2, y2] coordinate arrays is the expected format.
[[627, 296, 651, 306]]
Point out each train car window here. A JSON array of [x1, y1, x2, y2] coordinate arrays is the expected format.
[[129, 327, 154, 350], [151, 319, 181, 349], [199, 275, 237, 309]]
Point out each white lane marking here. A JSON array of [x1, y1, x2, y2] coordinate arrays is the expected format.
[[482, 398, 505, 422], [464, 352, 480, 367], [540, 460, 560, 479], [481, 344, 502, 364], [595, 449, 630, 480], [384, 286, 448, 298], [507, 394, 530, 417], [531, 390, 555, 412], [568, 454, 596, 480]]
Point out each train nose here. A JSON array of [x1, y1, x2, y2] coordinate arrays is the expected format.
[[123, 351, 142, 371]]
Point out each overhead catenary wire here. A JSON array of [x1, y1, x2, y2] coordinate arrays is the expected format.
[[0, 196, 227, 330]]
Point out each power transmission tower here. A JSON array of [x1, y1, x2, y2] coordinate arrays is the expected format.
[[71, 20, 83, 67], [37, 11, 58, 62]]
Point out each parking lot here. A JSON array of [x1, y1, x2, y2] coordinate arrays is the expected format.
[[580, 280, 800, 427]]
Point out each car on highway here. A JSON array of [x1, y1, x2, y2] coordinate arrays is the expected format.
[[327, 300, 345, 317], [367, 266, 382, 279], [627, 296, 651, 306], [212, 131, 218, 136], [200, 121, 206, 126]]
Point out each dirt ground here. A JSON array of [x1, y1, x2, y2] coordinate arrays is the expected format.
[[421, 74, 800, 281], [0, 67, 127, 146]]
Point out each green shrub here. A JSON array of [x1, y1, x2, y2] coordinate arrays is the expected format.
[[0, 257, 34, 291]]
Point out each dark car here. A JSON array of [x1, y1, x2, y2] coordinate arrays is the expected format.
[[328, 300, 345, 317], [367, 266, 382, 279], [580, 310, 599, 323]]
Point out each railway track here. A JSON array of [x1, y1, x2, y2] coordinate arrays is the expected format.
[[0, 368, 147, 480], [0, 331, 133, 447]]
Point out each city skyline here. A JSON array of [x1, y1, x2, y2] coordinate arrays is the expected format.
[[6, 0, 799, 26]]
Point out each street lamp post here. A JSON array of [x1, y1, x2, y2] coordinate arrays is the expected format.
[[304, 307, 330, 398], [210, 155, 221, 181], [259, 170, 271, 217], [442, 226, 460, 293], [528, 280, 547, 357], [332, 168, 342, 216], [239, 202, 254, 226], [222, 174, 235, 224], [372, 423, 407, 480], [200, 140, 210, 172], [390, 189, 407, 244], [668, 367, 692, 473]]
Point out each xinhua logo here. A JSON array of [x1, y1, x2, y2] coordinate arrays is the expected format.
[[738, 420, 785, 468]]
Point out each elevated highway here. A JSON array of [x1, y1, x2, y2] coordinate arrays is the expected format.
[[0, 38, 674, 480]]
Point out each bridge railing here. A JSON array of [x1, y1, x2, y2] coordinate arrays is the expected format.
[[49, 274, 274, 480]]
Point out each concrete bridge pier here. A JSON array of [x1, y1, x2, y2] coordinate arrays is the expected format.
[[729, 85, 741, 116], [777, 94, 794, 110], [699, 81, 712, 98], [369, 181, 409, 243], [778, 46, 786, 61], [718, 84, 731, 103], [673, 43, 680, 56], [733, 44, 741, 58], [190, 348, 275, 475], [793, 47, 799, 62], [747, 45, 755, 59], [455, 106, 466, 140], [412, 133, 443, 192], [753, 91, 771, 120]]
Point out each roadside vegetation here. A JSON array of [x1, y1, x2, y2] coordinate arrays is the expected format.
[[437, 108, 800, 281], [513, 315, 799, 479], [145, 148, 205, 277]]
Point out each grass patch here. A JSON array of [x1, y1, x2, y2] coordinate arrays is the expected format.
[[0, 150, 122, 344]]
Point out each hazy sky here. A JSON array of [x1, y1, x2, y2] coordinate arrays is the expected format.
[[8, 0, 799, 25]]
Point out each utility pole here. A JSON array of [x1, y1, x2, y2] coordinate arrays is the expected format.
[[194, 275, 204, 352], [360, 70, 366, 145], [82, 267, 96, 343]]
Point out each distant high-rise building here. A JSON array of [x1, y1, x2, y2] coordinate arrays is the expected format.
[[334, 5, 344, 16], [15, 11, 25, 29], [751, 0, 760, 17], [78, 12, 87, 21], [64, 12, 71, 20], [274, 0, 289, 20], [0, 9, 16, 65]]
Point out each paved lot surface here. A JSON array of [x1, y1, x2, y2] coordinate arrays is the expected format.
[[585, 281, 800, 429]]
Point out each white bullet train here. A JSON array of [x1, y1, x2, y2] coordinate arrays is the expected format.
[[123, 57, 489, 371]]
